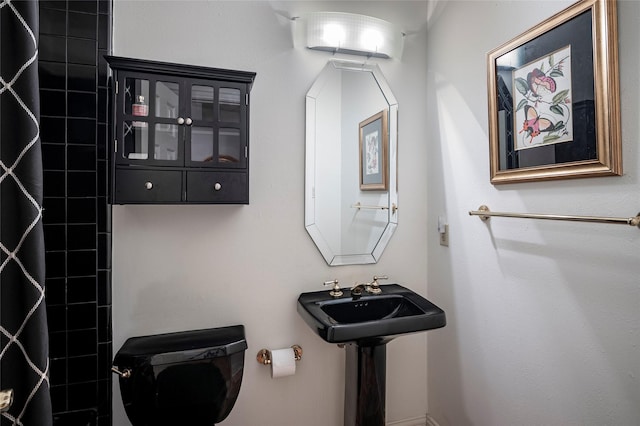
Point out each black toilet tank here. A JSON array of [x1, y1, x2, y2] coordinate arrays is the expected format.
[[113, 325, 247, 426]]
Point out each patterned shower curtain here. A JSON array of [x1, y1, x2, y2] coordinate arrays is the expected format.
[[0, 0, 53, 424]]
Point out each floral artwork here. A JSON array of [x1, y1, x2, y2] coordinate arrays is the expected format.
[[365, 131, 380, 175], [359, 109, 388, 191], [513, 45, 573, 150]]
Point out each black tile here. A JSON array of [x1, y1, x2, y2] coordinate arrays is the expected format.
[[49, 384, 67, 413], [97, 51, 108, 86], [68, 171, 96, 197], [68, 355, 98, 383], [97, 379, 111, 416], [97, 233, 110, 270], [67, 224, 96, 250], [97, 160, 107, 197], [97, 306, 110, 342], [68, 145, 96, 171], [45, 277, 66, 305], [54, 410, 97, 426], [39, 61, 66, 90], [40, 117, 66, 144], [98, 14, 109, 50], [45, 250, 66, 278], [49, 331, 67, 359], [42, 142, 66, 170], [47, 304, 67, 333], [40, 35, 66, 63], [97, 87, 107, 123], [68, 382, 98, 411], [67, 250, 97, 277], [44, 223, 67, 250], [40, 1, 67, 11], [68, 64, 96, 92], [40, 7, 66, 36], [68, 38, 96, 65], [68, 302, 97, 330], [69, 11, 97, 40], [97, 123, 107, 159], [98, 0, 110, 15], [50, 357, 67, 385], [68, 118, 96, 144], [97, 270, 111, 306], [97, 196, 110, 233], [68, 91, 96, 119], [43, 196, 66, 224], [39, 0, 113, 422], [44, 170, 66, 197], [67, 197, 97, 223], [68, 276, 97, 303], [68, 329, 97, 357], [97, 342, 111, 380], [40, 89, 66, 117], [69, 1, 97, 14]]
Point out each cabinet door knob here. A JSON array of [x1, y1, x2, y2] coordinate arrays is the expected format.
[[144, 181, 153, 190], [214, 182, 222, 191], [177, 117, 185, 125], [185, 117, 193, 126]]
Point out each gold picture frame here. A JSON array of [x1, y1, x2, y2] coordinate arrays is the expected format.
[[359, 110, 389, 191], [487, 0, 621, 184]]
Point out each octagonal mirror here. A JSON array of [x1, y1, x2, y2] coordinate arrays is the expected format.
[[305, 60, 398, 266]]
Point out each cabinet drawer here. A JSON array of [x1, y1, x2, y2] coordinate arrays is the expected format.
[[115, 169, 182, 203], [186, 171, 247, 204]]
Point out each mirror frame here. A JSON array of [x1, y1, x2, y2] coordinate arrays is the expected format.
[[305, 59, 398, 266]]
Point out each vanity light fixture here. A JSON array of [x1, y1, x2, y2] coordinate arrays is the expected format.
[[301, 12, 403, 59]]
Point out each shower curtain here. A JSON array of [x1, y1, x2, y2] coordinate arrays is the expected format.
[[0, 0, 53, 424]]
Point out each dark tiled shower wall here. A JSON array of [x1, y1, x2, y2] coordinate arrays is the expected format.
[[39, 0, 112, 425]]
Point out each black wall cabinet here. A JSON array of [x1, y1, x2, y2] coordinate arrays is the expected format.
[[105, 56, 255, 204]]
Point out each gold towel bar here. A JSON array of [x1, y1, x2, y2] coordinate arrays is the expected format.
[[469, 205, 640, 229], [352, 202, 398, 214]]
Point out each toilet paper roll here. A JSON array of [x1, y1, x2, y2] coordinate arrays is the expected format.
[[270, 348, 296, 379]]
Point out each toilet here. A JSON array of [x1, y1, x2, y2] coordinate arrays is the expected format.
[[112, 325, 247, 426]]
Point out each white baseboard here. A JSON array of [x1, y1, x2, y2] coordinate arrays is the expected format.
[[387, 415, 427, 426], [385, 412, 442, 426], [425, 413, 441, 426]]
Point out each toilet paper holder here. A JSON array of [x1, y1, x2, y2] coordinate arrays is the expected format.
[[256, 345, 303, 365]]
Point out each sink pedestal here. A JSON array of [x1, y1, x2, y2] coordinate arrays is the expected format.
[[344, 343, 386, 426]]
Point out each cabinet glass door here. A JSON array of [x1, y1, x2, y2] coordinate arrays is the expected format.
[[218, 87, 243, 165], [122, 77, 150, 160], [186, 83, 246, 168], [154, 81, 181, 162], [188, 84, 217, 164]]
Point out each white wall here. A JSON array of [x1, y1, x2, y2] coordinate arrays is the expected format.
[[426, 1, 640, 425], [112, 1, 429, 425]]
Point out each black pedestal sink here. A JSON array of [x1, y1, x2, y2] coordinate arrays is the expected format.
[[297, 284, 446, 426]]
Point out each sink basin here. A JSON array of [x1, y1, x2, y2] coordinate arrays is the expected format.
[[297, 284, 446, 344]]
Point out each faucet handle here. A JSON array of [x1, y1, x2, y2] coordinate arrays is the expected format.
[[368, 275, 388, 294], [323, 279, 343, 297]]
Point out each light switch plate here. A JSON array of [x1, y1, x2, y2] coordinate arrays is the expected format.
[[439, 224, 449, 247]]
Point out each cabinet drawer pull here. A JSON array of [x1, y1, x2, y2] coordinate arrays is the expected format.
[[214, 182, 222, 191], [144, 181, 153, 190], [177, 117, 185, 125]]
